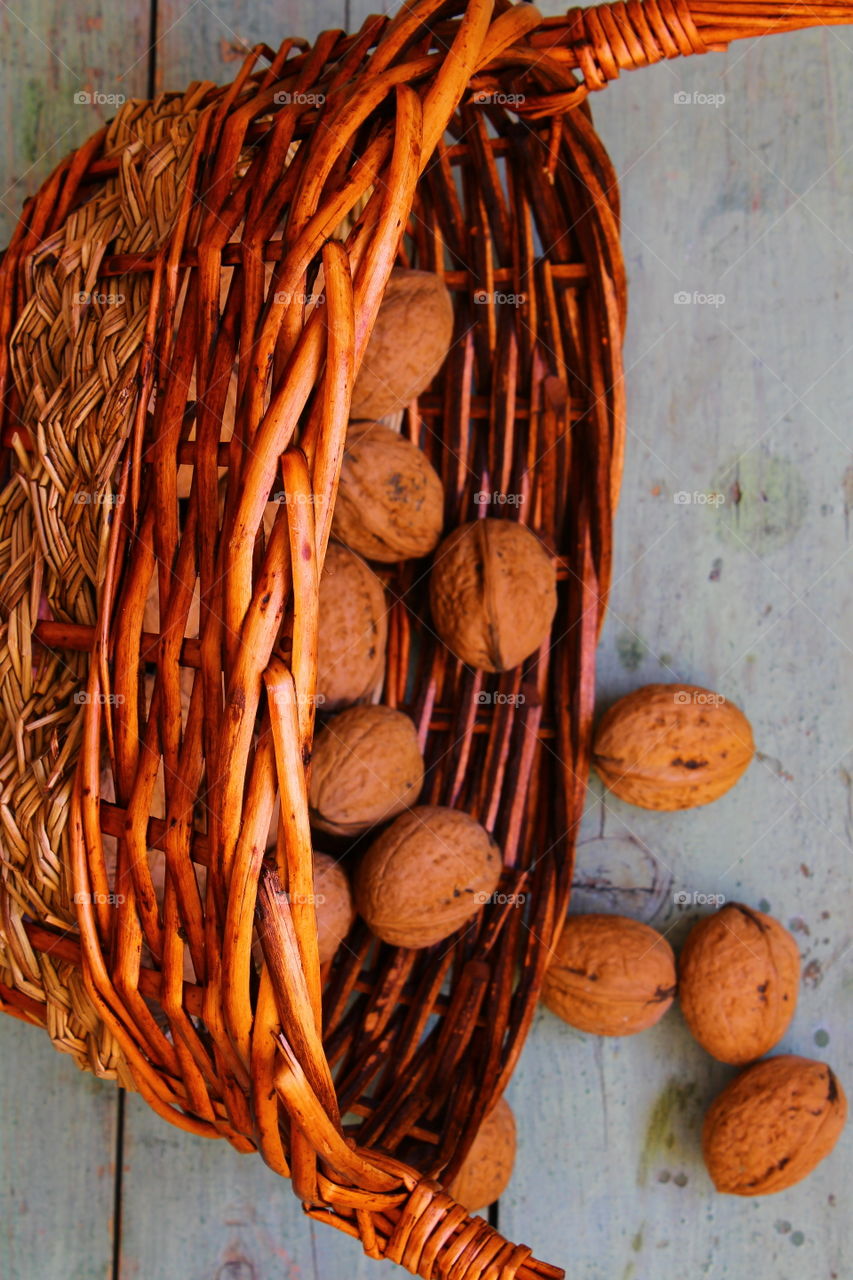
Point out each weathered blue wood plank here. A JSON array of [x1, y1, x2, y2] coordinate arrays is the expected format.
[[0, 0, 151, 244], [117, 1092, 318, 1280], [0, 1020, 118, 1280]]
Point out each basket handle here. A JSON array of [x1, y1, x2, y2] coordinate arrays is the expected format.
[[526, 1, 853, 92]]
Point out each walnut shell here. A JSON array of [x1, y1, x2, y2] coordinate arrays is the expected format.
[[331, 421, 444, 563], [679, 903, 800, 1064], [313, 852, 356, 965], [350, 269, 454, 420], [541, 913, 676, 1036], [309, 705, 424, 836], [703, 1055, 847, 1195], [317, 543, 388, 710], [354, 805, 501, 949], [447, 1098, 516, 1211], [592, 683, 754, 810], [429, 520, 557, 673]]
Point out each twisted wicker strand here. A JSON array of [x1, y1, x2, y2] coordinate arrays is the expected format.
[[568, 0, 708, 90], [381, 1178, 537, 1279]]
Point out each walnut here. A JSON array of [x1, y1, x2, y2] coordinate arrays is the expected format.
[[354, 805, 501, 949], [350, 269, 454, 420], [312, 852, 355, 965], [331, 421, 444, 563], [447, 1098, 516, 1211], [429, 520, 557, 673], [317, 543, 387, 710], [309, 705, 424, 836], [592, 683, 754, 810], [541, 913, 676, 1036], [678, 903, 800, 1064], [703, 1055, 847, 1195]]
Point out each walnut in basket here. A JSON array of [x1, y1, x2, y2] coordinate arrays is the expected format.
[[331, 421, 444, 563], [317, 543, 388, 709], [312, 852, 356, 965], [429, 519, 557, 673], [354, 805, 501, 949], [309, 705, 424, 836], [350, 268, 454, 420], [541, 913, 676, 1036], [447, 1097, 516, 1211]]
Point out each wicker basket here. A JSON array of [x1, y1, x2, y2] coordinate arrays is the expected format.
[[0, 3, 849, 1275]]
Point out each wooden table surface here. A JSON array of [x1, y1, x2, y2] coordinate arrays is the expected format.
[[1, 4, 850, 1278]]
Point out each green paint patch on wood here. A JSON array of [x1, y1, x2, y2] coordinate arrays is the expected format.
[[713, 449, 808, 555], [20, 78, 47, 167], [637, 1077, 699, 1186], [616, 631, 646, 671]]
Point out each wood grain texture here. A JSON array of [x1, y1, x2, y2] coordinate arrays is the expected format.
[[0, 0, 150, 245], [117, 1092, 318, 1280], [1, 3, 852, 1279], [152, 0, 347, 92], [0, 1020, 118, 1280]]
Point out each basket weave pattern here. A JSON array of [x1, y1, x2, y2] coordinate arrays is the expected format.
[[1, 3, 850, 1275]]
